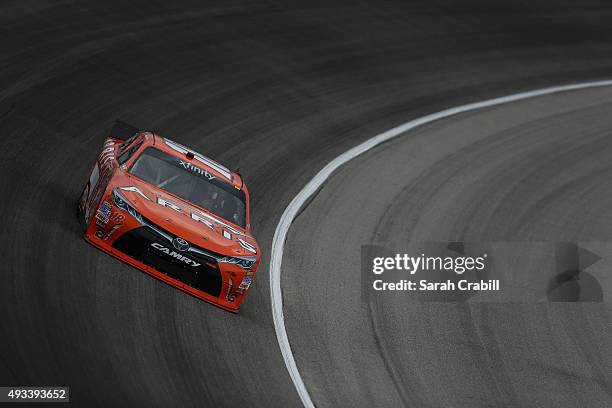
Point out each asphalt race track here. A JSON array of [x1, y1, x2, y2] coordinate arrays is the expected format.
[[283, 86, 612, 407], [1, 1, 612, 407]]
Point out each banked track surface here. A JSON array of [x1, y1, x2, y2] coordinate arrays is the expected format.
[[282, 85, 612, 407], [2, 1, 612, 406]]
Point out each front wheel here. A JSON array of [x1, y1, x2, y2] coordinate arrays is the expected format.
[[76, 183, 90, 231]]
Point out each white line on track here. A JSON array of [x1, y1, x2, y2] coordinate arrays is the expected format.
[[269, 79, 612, 408]]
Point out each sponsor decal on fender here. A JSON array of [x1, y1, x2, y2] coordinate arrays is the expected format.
[[238, 275, 253, 291], [95, 201, 112, 228], [96, 224, 123, 240], [85, 139, 116, 224], [110, 213, 125, 223]]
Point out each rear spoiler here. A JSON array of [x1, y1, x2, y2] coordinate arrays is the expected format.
[[109, 120, 139, 141]]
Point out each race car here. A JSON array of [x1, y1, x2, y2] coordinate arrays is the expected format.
[[77, 121, 260, 312]]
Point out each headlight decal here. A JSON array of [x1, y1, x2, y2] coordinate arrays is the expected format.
[[112, 189, 143, 224], [219, 255, 256, 269]]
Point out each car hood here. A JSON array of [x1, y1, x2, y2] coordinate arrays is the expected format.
[[116, 174, 259, 258]]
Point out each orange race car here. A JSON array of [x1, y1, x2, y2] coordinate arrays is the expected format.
[[77, 121, 260, 312]]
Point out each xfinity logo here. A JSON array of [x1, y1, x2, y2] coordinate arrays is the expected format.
[[179, 160, 216, 181], [150, 242, 201, 267]]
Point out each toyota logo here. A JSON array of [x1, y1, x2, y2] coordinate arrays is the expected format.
[[172, 237, 190, 251]]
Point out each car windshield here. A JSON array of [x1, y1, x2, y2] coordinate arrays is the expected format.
[[129, 147, 246, 227]]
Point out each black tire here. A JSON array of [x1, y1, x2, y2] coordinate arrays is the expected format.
[[76, 183, 89, 232]]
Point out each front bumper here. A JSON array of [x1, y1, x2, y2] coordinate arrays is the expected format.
[[84, 231, 246, 312], [82, 203, 256, 313]]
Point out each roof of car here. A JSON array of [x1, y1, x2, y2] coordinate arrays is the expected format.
[[144, 133, 244, 189]]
